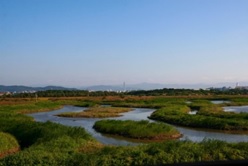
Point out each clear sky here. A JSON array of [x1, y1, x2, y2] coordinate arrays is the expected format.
[[1, 0, 248, 87]]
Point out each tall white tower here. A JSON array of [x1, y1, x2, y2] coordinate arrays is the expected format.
[[123, 82, 126, 92]]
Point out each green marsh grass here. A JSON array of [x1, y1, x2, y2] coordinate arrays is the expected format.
[[150, 104, 248, 131], [1, 97, 248, 165], [0, 132, 19, 159], [93, 120, 181, 140]]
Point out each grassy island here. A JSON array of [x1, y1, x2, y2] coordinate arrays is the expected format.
[[93, 120, 182, 140], [149, 105, 248, 131], [57, 106, 132, 118]]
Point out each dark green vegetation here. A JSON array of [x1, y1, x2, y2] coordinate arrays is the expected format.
[[58, 106, 132, 118], [94, 120, 181, 140], [75, 140, 248, 165], [1, 95, 248, 165], [4, 87, 248, 98], [0, 132, 19, 159], [0, 100, 100, 165], [109, 97, 188, 108], [128, 88, 248, 96], [149, 104, 248, 131]]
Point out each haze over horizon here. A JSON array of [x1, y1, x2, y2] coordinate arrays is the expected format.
[[1, 0, 248, 87]]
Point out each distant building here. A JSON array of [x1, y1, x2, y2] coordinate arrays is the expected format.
[[0, 92, 11, 96], [235, 86, 248, 90], [235, 82, 248, 90]]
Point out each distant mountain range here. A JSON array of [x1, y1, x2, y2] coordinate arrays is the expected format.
[[0, 85, 77, 92], [82, 82, 239, 91], [0, 82, 246, 92]]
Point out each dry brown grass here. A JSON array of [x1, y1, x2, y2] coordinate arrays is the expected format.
[[0, 97, 50, 105], [58, 106, 133, 118], [0, 147, 20, 159], [78, 141, 104, 153]]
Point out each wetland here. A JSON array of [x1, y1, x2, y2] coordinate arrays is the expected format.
[[1, 93, 248, 165]]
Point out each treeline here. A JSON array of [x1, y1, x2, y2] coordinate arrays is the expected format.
[[37, 90, 121, 97], [6, 90, 121, 98], [2, 88, 248, 98], [128, 88, 248, 96]]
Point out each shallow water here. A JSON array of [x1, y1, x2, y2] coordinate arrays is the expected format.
[[223, 105, 248, 113], [211, 100, 230, 104], [28, 105, 248, 145], [188, 110, 198, 115]]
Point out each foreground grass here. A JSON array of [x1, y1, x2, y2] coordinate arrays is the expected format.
[[0, 132, 19, 159], [2, 138, 248, 165], [57, 106, 132, 118], [93, 120, 181, 140], [0, 119, 99, 165], [0, 100, 99, 165], [81, 139, 248, 166]]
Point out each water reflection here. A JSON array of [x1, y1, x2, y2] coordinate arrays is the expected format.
[[211, 100, 230, 104], [185, 101, 192, 104], [188, 110, 197, 115], [223, 105, 248, 113]]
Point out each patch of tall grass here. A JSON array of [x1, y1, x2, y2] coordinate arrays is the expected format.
[[93, 120, 181, 140]]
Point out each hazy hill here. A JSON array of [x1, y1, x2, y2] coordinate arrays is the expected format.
[[1, 82, 243, 93], [0, 85, 78, 92]]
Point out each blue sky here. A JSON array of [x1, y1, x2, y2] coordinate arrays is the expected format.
[[1, 0, 248, 87]]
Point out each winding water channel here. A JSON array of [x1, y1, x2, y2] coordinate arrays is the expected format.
[[28, 105, 248, 146]]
